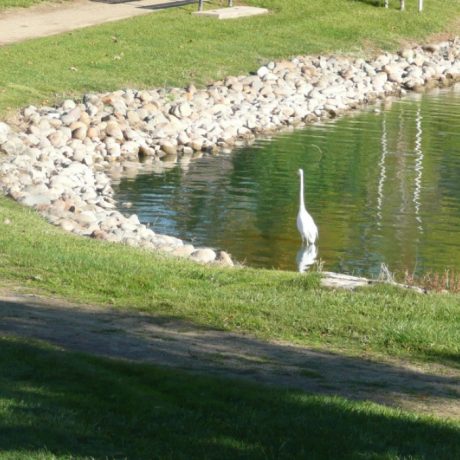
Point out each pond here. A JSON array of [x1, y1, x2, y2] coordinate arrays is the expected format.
[[113, 85, 460, 277]]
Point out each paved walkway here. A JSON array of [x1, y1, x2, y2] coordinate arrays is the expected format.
[[0, 0, 193, 46]]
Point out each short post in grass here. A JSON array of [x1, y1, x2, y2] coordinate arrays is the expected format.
[[198, 0, 203, 11], [418, 0, 423, 11], [228, 0, 233, 6]]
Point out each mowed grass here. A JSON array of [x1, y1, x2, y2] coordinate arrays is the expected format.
[[1, 195, 459, 367], [0, 0, 61, 10], [0, 336, 459, 460], [0, 0, 459, 114]]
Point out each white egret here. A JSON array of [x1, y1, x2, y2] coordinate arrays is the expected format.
[[296, 168, 318, 245]]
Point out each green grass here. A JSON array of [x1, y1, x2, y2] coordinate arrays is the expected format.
[[1, 195, 459, 367], [0, 336, 459, 459], [0, 0, 62, 10], [0, 0, 459, 114]]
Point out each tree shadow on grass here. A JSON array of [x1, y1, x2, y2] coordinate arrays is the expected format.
[[424, 349, 460, 370], [0, 338, 459, 459], [0, 293, 459, 422]]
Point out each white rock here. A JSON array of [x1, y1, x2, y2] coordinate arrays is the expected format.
[[257, 66, 270, 79], [0, 122, 10, 145], [190, 248, 217, 263], [105, 121, 124, 141]]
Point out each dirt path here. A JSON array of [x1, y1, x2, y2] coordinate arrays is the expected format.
[[0, 287, 458, 420], [0, 0, 191, 46]]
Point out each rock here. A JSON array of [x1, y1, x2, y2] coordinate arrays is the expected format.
[[257, 66, 270, 79], [190, 248, 217, 263], [87, 126, 100, 140], [0, 137, 25, 156], [191, 138, 204, 151], [60, 219, 77, 232], [139, 90, 154, 103], [383, 63, 402, 82], [121, 141, 140, 159], [127, 110, 142, 126], [160, 140, 177, 156], [172, 244, 195, 258], [0, 122, 10, 145], [62, 99, 77, 111], [61, 107, 81, 126], [90, 229, 108, 240], [105, 121, 124, 141], [127, 214, 141, 225], [216, 251, 234, 267], [173, 102, 192, 119], [372, 72, 388, 90], [79, 111, 91, 126], [177, 131, 191, 145], [400, 48, 414, 61], [72, 125, 88, 140], [106, 141, 121, 159], [139, 145, 156, 157], [48, 130, 68, 148], [76, 211, 99, 227], [21, 191, 54, 208], [321, 272, 369, 290]]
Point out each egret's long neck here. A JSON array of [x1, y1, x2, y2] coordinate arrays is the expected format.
[[299, 172, 305, 210]]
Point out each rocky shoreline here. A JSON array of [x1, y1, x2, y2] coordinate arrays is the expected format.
[[0, 39, 459, 266]]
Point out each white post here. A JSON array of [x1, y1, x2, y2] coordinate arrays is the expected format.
[[418, 0, 423, 11], [400, 0, 405, 10], [228, 0, 233, 6], [198, 0, 203, 11]]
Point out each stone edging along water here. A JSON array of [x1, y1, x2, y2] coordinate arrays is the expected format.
[[0, 39, 459, 267]]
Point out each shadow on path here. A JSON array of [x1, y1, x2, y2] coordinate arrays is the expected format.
[[1, 290, 459, 419]]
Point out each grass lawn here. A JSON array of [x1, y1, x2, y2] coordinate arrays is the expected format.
[[1, 336, 459, 459], [0, 0, 61, 10], [0, 0, 459, 114]]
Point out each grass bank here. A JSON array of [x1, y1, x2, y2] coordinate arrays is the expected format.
[[1, 195, 459, 367], [0, 0, 459, 113], [1, 336, 459, 459]]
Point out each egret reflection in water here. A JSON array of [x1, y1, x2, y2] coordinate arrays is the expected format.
[[296, 244, 318, 273]]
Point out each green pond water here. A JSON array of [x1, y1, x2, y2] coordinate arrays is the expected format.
[[113, 85, 460, 277]]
